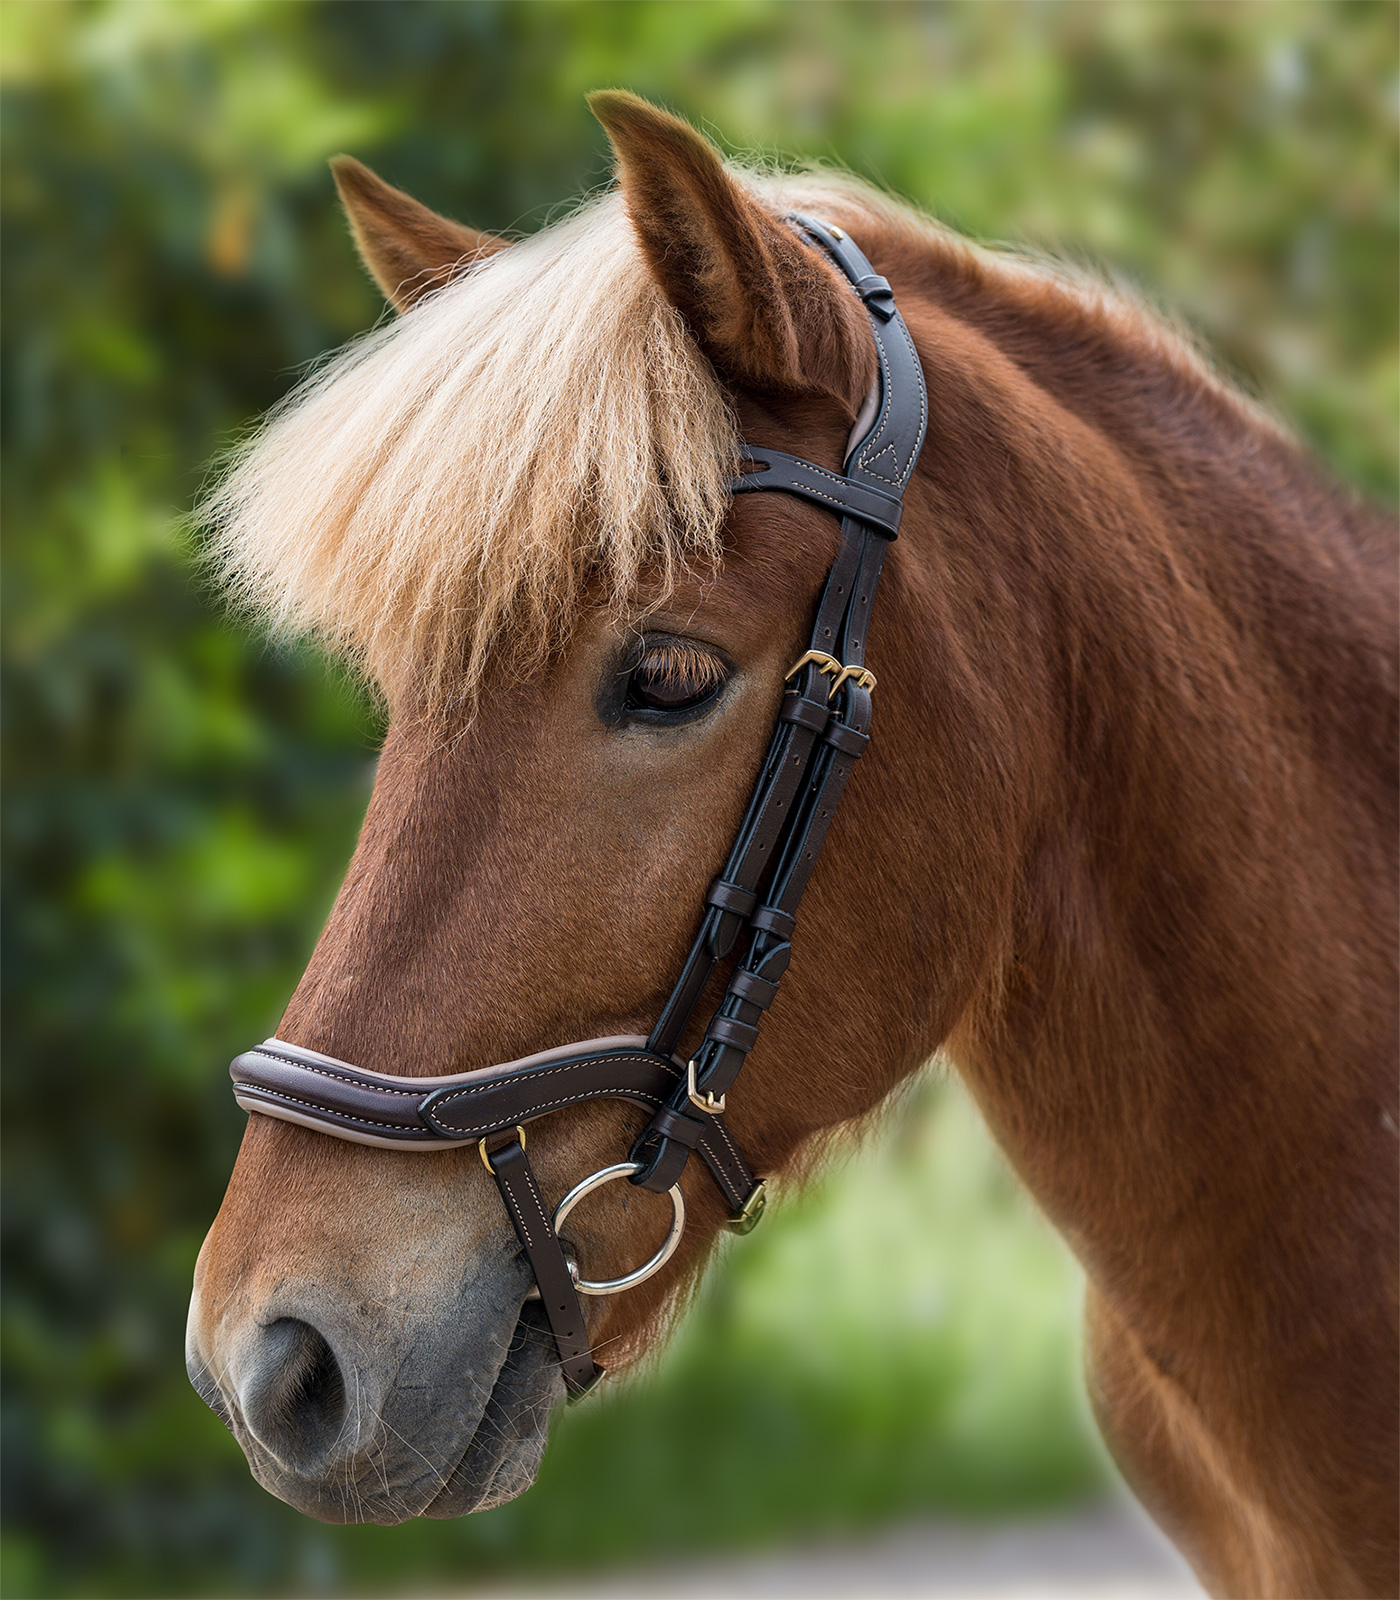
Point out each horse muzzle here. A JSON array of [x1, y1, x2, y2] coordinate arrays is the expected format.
[[184, 1146, 561, 1524]]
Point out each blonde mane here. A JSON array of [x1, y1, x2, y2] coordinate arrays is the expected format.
[[201, 188, 741, 711], [202, 167, 1271, 712]]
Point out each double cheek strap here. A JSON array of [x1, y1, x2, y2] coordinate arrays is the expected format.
[[228, 215, 928, 1399]]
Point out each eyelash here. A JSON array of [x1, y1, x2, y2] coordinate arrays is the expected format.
[[624, 640, 728, 715]]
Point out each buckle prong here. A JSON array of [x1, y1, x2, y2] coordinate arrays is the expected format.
[[829, 664, 877, 697], [686, 1057, 726, 1115]]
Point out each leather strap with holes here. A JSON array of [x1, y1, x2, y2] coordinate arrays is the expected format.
[[485, 1135, 599, 1398], [629, 215, 926, 1194]]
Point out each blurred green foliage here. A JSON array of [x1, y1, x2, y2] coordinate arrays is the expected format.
[[2, 2, 1395, 1595]]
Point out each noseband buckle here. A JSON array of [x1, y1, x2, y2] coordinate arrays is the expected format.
[[687, 1056, 726, 1115]]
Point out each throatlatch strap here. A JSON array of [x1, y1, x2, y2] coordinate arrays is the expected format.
[[486, 1137, 599, 1399]]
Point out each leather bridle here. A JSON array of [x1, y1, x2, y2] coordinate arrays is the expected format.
[[229, 216, 928, 1399]]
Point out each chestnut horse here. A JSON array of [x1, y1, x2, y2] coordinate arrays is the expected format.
[[187, 94, 1397, 1597]]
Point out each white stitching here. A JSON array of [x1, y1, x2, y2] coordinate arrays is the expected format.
[[787, 479, 900, 529], [429, 1084, 665, 1136], [859, 445, 902, 481], [499, 1177, 534, 1249], [519, 1164, 552, 1244], [250, 1049, 422, 1097], [855, 313, 926, 486], [241, 1087, 433, 1133], [751, 454, 901, 526], [700, 1121, 750, 1201], [249, 1048, 751, 1202], [241, 1074, 673, 1141], [430, 1054, 659, 1107], [244, 1049, 660, 1107]]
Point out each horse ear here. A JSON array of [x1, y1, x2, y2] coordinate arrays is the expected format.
[[588, 91, 875, 409], [330, 156, 509, 313]]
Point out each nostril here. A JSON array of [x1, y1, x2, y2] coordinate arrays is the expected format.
[[240, 1318, 350, 1472]]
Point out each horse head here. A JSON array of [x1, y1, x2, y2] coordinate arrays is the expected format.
[[185, 93, 964, 1524]]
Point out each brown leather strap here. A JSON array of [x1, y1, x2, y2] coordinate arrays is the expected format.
[[629, 213, 925, 1196], [485, 1135, 599, 1398], [229, 1040, 756, 1210]]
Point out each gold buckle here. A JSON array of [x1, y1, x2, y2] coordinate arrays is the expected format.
[[785, 650, 842, 693], [686, 1057, 726, 1115], [566, 1369, 606, 1407], [785, 652, 875, 702], [727, 1180, 768, 1235], [478, 1125, 526, 1173], [829, 664, 876, 696]]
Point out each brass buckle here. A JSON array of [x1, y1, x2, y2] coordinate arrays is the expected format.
[[785, 650, 842, 696], [686, 1057, 726, 1115], [727, 1180, 768, 1235], [566, 1369, 606, 1407], [477, 1124, 526, 1173], [829, 663, 877, 697], [784, 651, 875, 702]]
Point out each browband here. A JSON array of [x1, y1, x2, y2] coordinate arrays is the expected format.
[[229, 214, 928, 1399]]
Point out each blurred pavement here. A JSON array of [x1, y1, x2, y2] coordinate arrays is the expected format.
[[465, 1498, 1202, 1599]]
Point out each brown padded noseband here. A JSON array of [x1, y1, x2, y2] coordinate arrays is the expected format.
[[230, 216, 929, 1398]]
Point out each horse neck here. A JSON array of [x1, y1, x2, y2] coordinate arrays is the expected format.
[[878, 260, 1397, 1346]]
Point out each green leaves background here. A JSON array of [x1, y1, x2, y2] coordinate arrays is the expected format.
[[3, 3, 1395, 1594]]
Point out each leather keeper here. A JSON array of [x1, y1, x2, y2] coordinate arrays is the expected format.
[[824, 721, 870, 757], [853, 273, 896, 320], [750, 905, 797, 938], [629, 1131, 690, 1194], [728, 968, 779, 1009], [754, 941, 792, 981], [779, 691, 830, 733], [706, 878, 758, 917], [645, 1105, 710, 1149], [705, 1015, 760, 1053], [706, 905, 743, 960]]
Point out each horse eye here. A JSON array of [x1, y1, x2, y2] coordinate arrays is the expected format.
[[624, 642, 727, 714]]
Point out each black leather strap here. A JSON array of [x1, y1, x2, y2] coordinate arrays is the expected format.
[[732, 445, 904, 537], [485, 1135, 599, 1398], [628, 215, 926, 1196]]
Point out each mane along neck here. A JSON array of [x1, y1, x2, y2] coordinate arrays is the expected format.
[[856, 202, 1397, 1331], [837, 210, 1396, 1573]]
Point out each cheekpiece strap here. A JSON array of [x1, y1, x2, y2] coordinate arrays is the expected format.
[[628, 212, 928, 1200]]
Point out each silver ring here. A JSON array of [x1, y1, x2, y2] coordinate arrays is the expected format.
[[552, 1161, 685, 1296]]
